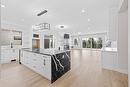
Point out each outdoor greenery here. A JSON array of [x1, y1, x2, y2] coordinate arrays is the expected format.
[[82, 38, 102, 49], [74, 39, 78, 46]]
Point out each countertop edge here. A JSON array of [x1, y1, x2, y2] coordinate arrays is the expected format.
[[22, 49, 71, 56]]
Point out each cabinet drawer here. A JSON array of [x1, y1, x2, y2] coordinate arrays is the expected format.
[[38, 66, 45, 75]]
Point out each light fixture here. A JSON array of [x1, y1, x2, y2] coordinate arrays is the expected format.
[[57, 25, 68, 29], [32, 23, 50, 31], [81, 9, 85, 13], [88, 19, 90, 22], [37, 10, 48, 16], [1, 4, 5, 8], [60, 25, 65, 29]]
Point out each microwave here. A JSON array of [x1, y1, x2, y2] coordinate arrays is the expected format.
[[33, 34, 39, 38]]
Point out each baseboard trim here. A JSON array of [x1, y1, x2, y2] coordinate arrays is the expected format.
[[115, 68, 128, 74], [102, 67, 128, 74]]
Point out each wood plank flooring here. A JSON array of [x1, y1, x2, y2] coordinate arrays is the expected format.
[[0, 49, 128, 87]]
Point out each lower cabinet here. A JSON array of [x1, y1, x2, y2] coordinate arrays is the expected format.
[[21, 51, 51, 80], [101, 51, 118, 70], [38, 57, 51, 80], [1, 49, 19, 64]]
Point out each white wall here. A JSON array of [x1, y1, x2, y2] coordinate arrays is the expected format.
[[1, 21, 32, 48], [118, 9, 128, 74], [0, 20, 1, 65], [128, 0, 130, 86]]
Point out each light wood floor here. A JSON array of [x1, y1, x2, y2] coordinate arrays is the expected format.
[[0, 50, 128, 87]]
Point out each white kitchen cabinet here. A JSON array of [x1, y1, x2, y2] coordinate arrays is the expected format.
[[22, 51, 31, 66], [101, 48, 118, 71], [109, 8, 118, 41], [1, 48, 19, 64], [38, 55, 51, 80], [22, 50, 51, 80], [44, 59, 51, 80]]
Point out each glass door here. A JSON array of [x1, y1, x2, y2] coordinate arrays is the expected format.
[[44, 35, 54, 49], [82, 37, 103, 49], [72, 38, 79, 48], [82, 38, 92, 48], [92, 38, 103, 49]]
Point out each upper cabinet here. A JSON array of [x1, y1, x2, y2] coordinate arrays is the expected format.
[[109, 8, 118, 41]]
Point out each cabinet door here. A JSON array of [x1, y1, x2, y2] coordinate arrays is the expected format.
[[102, 51, 118, 70], [30, 53, 42, 73], [22, 51, 31, 66], [102, 52, 114, 69], [44, 59, 51, 80], [1, 49, 12, 64], [113, 53, 118, 69], [38, 55, 51, 80], [12, 49, 19, 60]]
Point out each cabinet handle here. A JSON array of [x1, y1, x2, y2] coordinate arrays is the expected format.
[[43, 59, 46, 66]]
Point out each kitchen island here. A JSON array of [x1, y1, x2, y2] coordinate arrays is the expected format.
[[21, 48, 71, 83]]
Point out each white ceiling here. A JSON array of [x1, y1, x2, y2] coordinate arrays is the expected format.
[[1, 0, 120, 34]]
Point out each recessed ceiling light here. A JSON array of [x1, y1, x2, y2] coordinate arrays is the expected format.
[[57, 25, 68, 29], [1, 4, 5, 8], [88, 19, 90, 22], [81, 10, 85, 13], [21, 19, 25, 21], [60, 25, 64, 28]]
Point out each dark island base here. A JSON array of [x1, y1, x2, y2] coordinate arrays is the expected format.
[[51, 51, 71, 83]]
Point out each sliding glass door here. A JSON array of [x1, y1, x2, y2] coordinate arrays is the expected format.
[[74, 38, 78, 46], [82, 37, 103, 49], [92, 38, 102, 49], [82, 38, 91, 48]]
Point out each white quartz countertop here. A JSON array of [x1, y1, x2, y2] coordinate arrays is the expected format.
[[23, 48, 71, 56], [101, 47, 117, 52], [1, 45, 22, 50]]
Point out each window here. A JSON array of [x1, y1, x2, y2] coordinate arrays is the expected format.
[[92, 38, 102, 49], [86, 38, 92, 48], [82, 38, 92, 48], [74, 38, 78, 46], [82, 38, 87, 48], [96, 38, 103, 49], [82, 37, 103, 49]]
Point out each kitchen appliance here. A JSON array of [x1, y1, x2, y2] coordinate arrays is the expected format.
[[64, 34, 70, 50], [33, 34, 39, 38], [32, 39, 40, 49]]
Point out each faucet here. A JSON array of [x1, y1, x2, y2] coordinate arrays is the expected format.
[[11, 43, 13, 48]]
